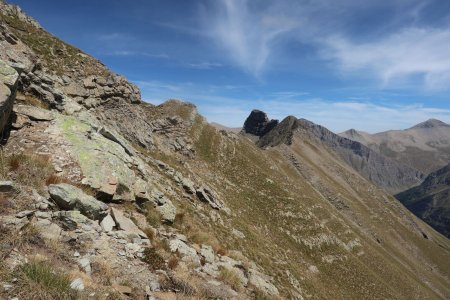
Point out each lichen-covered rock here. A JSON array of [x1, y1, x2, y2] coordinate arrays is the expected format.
[[55, 115, 137, 199], [48, 183, 108, 220], [0, 59, 18, 88]]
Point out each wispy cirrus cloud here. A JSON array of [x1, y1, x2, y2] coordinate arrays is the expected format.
[[105, 50, 170, 59], [203, 0, 298, 77], [200, 0, 450, 90], [322, 27, 450, 90], [185, 62, 222, 69]]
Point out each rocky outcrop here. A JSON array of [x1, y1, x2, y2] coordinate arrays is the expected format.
[[242, 109, 278, 137], [0, 59, 18, 137]]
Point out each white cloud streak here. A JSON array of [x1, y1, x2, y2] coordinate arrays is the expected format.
[[202, 0, 450, 89], [323, 27, 450, 90], [204, 0, 298, 77]]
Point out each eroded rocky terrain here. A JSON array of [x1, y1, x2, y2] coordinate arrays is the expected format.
[[0, 1, 450, 300]]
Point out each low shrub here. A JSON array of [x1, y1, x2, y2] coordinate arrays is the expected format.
[[141, 248, 165, 271]]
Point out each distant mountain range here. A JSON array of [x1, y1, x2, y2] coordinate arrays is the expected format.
[[340, 119, 450, 175], [340, 119, 450, 238], [243, 110, 424, 194]]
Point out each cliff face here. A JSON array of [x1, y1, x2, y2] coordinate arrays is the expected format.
[[0, 59, 18, 137], [0, 2, 450, 300], [396, 164, 450, 238]]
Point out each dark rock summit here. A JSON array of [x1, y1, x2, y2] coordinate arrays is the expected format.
[[242, 109, 278, 137]]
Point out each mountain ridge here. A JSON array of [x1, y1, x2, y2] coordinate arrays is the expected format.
[[243, 112, 424, 194], [0, 2, 449, 299], [340, 119, 450, 175]]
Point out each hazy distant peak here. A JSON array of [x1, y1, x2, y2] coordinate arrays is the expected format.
[[411, 118, 448, 129], [341, 128, 360, 136]]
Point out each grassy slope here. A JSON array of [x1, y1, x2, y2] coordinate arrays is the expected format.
[[184, 117, 450, 299]]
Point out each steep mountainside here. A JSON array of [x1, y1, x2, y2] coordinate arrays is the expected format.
[[340, 119, 450, 175], [0, 2, 450, 300], [396, 164, 450, 238], [247, 112, 423, 194]]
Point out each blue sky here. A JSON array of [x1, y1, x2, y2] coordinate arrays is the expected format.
[[9, 0, 450, 133]]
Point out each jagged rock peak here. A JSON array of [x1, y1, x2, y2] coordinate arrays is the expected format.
[[411, 118, 448, 129], [242, 109, 279, 137], [343, 128, 358, 135]]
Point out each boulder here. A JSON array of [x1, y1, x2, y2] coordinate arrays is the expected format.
[[200, 245, 215, 264], [133, 179, 151, 204], [70, 278, 84, 291], [181, 177, 196, 194], [169, 238, 201, 266], [100, 214, 116, 232], [156, 202, 176, 224], [111, 207, 146, 239], [48, 183, 108, 220], [56, 115, 136, 201], [248, 269, 279, 296], [151, 189, 177, 223], [54, 210, 90, 230], [198, 280, 238, 299], [196, 185, 222, 210], [0, 181, 14, 193], [13, 105, 54, 121]]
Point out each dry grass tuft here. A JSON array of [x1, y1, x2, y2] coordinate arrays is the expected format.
[[218, 266, 242, 291], [143, 227, 156, 241], [168, 256, 179, 270], [16, 92, 50, 110], [213, 245, 228, 257], [145, 204, 162, 227], [0, 193, 14, 214], [5, 153, 54, 189], [174, 211, 185, 225], [91, 260, 115, 286], [12, 260, 76, 300], [45, 174, 71, 186], [159, 275, 196, 295]]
